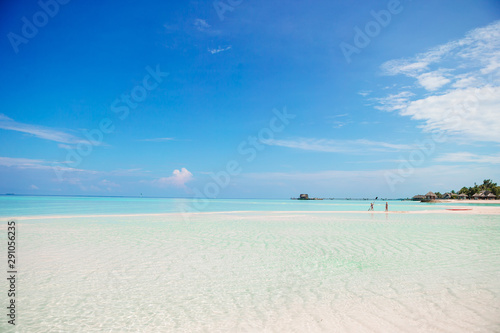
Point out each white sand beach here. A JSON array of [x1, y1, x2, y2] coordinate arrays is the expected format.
[[4, 209, 500, 332], [6, 203, 500, 222], [434, 199, 500, 204]]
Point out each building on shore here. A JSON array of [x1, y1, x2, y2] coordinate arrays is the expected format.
[[295, 194, 323, 200], [472, 190, 498, 200], [412, 191, 495, 201], [425, 192, 437, 200]]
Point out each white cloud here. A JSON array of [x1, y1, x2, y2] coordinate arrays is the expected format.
[[380, 21, 500, 78], [358, 90, 371, 97], [416, 71, 450, 91], [239, 164, 500, 197], [109, 168, 147, 176], [375, 91, 414, 112], [139, 137, 175, 142], [153, 168, 193, 188], [208, 46, 231, 54], [194, 18, 210, 31], [30, 184, 39, 190], [382, 60, 429, 76], [451, 74, 480, 89], [262, 137, 414, 153], [435, 152, 500, 164], [326, 113, 350, 128], [355, 139, 414, 150], [244, 169, 386, 182], [402, 85, 500, 142], [240, 165, 449, 193], [100, 179, 120, 191], [0, 114, 87, 145], [0, 156, 105, 192], [331, 122, 348, 129], [192, 18, 221, 36], [0, 156, 45, 167], [327, 113, 349, 119], [375, 20, 500, 142], [0, 156, 99, 175]]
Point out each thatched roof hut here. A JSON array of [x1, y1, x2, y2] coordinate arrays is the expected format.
[[458, 193, 467, 199], [472, 190, 496, 200], [425, 191, 437, 200]]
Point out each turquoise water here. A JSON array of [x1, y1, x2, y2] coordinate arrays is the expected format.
[[1, 211, 499, 332], [0, 195, 475, 217], [1, 196, 499, 331]]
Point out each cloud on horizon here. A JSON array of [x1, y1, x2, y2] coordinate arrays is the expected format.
[[139, 137, 175, 142], [152, 167, 193, 188], [239, 164, 500, 197], [262, 137, 414, 153], [435, 152, 500, 164], [0, 156, 97, 173]]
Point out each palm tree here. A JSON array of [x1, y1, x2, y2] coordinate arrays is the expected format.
[[482, 179, 497, 189]]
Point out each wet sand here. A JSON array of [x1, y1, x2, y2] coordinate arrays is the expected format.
[[3, 203, 499, 221]]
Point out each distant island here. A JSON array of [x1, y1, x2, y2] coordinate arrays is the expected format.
[[292, 194, 323, 200], [412, 179, 499, 201], [291, 194, 391, 201]]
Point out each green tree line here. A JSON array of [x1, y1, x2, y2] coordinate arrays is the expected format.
[[434, 179, 500, 198]]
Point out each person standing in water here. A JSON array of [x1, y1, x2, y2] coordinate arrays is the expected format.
[[385, 202, 388, 212], [370, 203, 374, 211]]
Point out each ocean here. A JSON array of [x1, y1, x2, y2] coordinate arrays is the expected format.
[[1, 196, 499, 332], [0, 195, 468, 217]]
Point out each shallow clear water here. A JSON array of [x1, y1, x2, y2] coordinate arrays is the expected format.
[[0, 195, 475, 218], [0, 197, 499, 332]]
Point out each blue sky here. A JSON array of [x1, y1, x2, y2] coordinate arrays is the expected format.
[[1, 0, 500, 198]]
